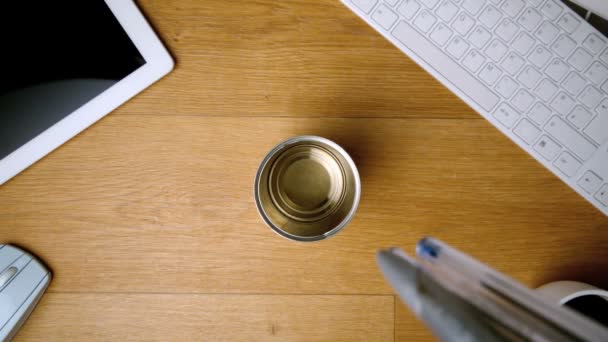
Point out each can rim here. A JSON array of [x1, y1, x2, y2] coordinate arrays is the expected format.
[[254, 136, 361, 242]]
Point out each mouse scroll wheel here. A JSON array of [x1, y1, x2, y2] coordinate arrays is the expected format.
[[0, 267, 18, 288]]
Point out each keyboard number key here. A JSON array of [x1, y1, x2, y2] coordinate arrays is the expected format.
[[534, 135, 561, 161], [452, 12, 475, 35], [578, 171, 603, 194], [446, 36, 470, 59], [567, 106, 594, 129], [352, 0, 378, 13], [529, 46, 552, 68], [541, 0, 563, 20], [595, 184, 608, 206], [518, 8, 542, 31], [545, 58, 569, 82], [469, 26, 492, 49], [578, 85, 603, 109], [554, 151, 582, 177], [551, 35, 577, 58], [430, 24, 453, 46], [398, 0, 421, 19], [513, 32, 535, 55], [562, 72, 587, 96], [528, 102, 552, 126], [414, 10, 437, 32], [584, 34, 606, 55], [479, 6, 502, 29], [479, 63, 503, 85], [462, 50, 486, 72], [436, 0, 459, 22], [514, 119, 541, 144], [550, 92, 576, 116], [568, 48, 593, 71], [534, 21, 559, 45], [534, 78, 559, 102], [493, 103, 521, 127], [512, 89, 535, 112], [558, 13, 581, 33], [584, 61, 608, 86], [485, 39, 508, 62], [496, 19, 519, 42], [372, 5, 398, 30]]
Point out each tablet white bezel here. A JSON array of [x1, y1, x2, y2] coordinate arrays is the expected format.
[[0, 0, 174, 185]]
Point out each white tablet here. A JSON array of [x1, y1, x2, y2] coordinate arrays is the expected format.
[[0, 0, 174, 185]]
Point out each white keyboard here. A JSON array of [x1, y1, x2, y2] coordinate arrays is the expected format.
[[342, 0, 608, 215]]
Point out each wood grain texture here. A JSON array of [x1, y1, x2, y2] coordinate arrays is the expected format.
[[395, 301, 435, 342], [113, 0, 476, 118], [14, 294, 394, 341]]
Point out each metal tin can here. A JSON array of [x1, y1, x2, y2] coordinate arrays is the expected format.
[[254, 136, 361, 242]]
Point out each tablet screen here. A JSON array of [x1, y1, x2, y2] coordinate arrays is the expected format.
[[0, 2, 146, 160]]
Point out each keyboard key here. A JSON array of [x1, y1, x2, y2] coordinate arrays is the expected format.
[[584, 61, 608, 86], [430, 23, 453, 46], [436, 0, 459, 21], [446, 36, 470, 58], [496, 19, 519, 42], [479, 6, 502, 29], [452, 12, 475, 35], [463, 0, 485, 15], [514, 119, 541, 144], [529, 46, 552, 68], [495, 76, 518, 98], [551, 35, 577, 58], [493, 103, 520, 127], [517, 65, 541, 88], [392, 21, 501, 111], [513, 32, 535, 55], [501, 0, 524, 17], [585, 100, 608, 144], [554, 151, 582, 177], [518, 8, 542, 31], [545, 58, 569, 82], [545, 116, 597, 160], [398, 0, 421, 19], [579, 86, 603, 109], [595, 184, 608, 206], [541, 0, 563, 20], [558, 13, 581, 34], [485, 39, 508, 62], [420, 0, 440, 8], [462, 50, 486, 72], [469, 26, 492, 49], [601, 48, 608, 65], [352, 0, 377, 13], [534, 135, 561, 160], [567, 106, 594, 129], [601, 79, 608, 94], [479, 63, 502, 85], [551, 92, 576, 116], [534, 79, 558, 102], [386, 0, 400, 6], [414, 10, 437, 32], [528, 102, 552, 125], [512, 89, 535, 111], [578, 170, 603, 194], [584, 34, 606, 55], [534, 21, 559, 45], [501, 52, 525, 75], [372, 5, 398, 29], [562, 72, 587, 96], [568, 48, 593, 71]]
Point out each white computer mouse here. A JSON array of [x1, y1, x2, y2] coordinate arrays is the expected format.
[[0, 245, 51, 341]]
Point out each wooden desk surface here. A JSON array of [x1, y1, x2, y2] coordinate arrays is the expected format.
[[2, 0, 608, 340]]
